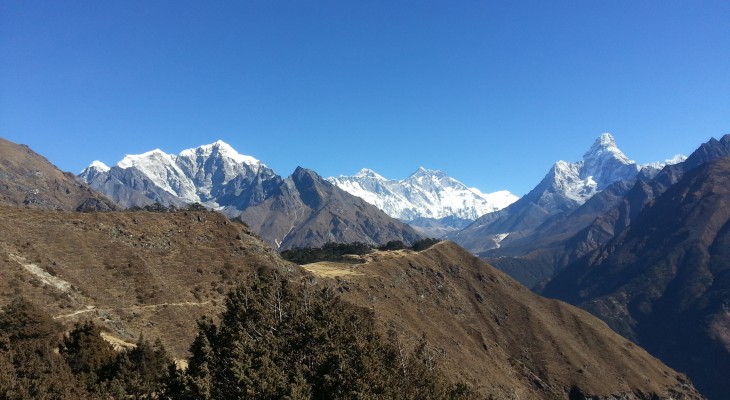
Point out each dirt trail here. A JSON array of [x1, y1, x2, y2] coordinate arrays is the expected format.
[[53, 300, 213, 320]]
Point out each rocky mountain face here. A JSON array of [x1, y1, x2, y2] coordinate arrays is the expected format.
[[542, 156, 730, 399], [237, 167, 421, 250], [0, 204, 703, 399], [328, 167, 517, 235], [449, 134, 680, 255], [484, 135, 730, 289], [80, 140, 282, 210], [0, 137, 115, 211], [80, 141, 419, 249]]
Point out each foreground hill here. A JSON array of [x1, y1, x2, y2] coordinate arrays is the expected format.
[[543, 157, 730, 399], [301, 241, 701, 398], [0, 206, 702, 398], [0, 206, 293, 356], [0, 138, 115, 211]]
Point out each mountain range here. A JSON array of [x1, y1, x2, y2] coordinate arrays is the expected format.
[[448, 133, 685, 286], [79, 141, 419, 250], [0, 203, 702, 399], [540, 135, 730, 399], [328, 167, 517, 235], [1, 134, 721, 398]]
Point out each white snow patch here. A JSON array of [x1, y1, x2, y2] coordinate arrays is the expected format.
[[492, 233, 509, 248]]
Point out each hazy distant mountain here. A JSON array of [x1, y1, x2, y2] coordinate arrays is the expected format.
[[80, 141, 419, 249], [543, 155, 730, 399], [449, 133, 682, 255], [328, 167, 517, 235], [0, 137, 115, 211]]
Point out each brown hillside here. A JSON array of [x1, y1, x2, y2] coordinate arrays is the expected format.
[[0, 206, 702, 398], [0, 206, 294, 356], [0, 137, 115, 211], [307, 241, 702, 399]]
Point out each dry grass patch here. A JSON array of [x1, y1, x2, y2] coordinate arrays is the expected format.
[[302, 261, 365, 278]]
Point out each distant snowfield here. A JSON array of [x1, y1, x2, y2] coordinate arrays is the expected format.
[[328, 167, 518, 221]]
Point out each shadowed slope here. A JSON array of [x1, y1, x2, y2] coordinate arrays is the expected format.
[[544, 157, 730, 399]]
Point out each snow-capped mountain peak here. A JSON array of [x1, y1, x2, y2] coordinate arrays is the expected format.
[[328, 168, 518, 223], [78, 160, 111, 182], [117, 149, 172, 169], [354, 168, 386, 180], [179, 140, 262, 166], [87, 160, 110, 173], [583, 133, 633, 165], [406, 167, 447, 182], [80, 140, 276, 206]]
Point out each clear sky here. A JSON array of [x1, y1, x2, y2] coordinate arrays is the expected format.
[[2, 1, 729, 195]]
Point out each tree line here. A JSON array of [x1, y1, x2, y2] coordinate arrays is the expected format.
[[0, 265, 474, 399], [281, 238, 441, 265]]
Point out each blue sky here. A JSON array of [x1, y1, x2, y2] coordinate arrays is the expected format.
[[2, 1, 729, 195]]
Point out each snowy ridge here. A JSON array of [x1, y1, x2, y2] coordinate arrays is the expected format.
[[545, 133, 643, 205], [87, 160, 110, 172], [179, 140, 262, 166], [81, 140, 273, 206], [641, 154, 687, 171], [328, 167, 517, 222], [117, 149, 198, 201]]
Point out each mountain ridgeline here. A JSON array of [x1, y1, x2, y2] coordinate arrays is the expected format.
[[1, 134, 723, 398], [0, 203, 703, 399], [328, 167, 517, 236], [449, 133, 686, 287], [79, 141, 420, 250], [541, 138, 730, 399]]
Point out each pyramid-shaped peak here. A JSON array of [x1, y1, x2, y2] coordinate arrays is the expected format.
[[596, 133, 616, 147], [583, 133, 631, 164]]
